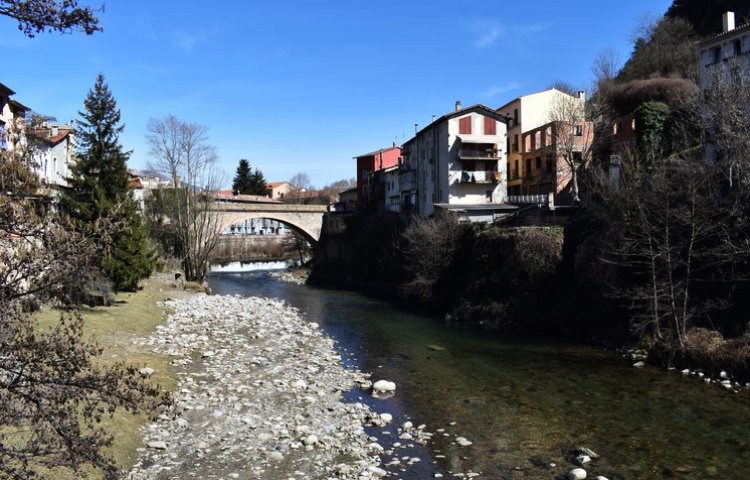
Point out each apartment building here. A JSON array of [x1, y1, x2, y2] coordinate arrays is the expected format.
[[399, 102, 510, 220], [497, 88, 586, 196], [520, 119, 594, 205], [29, 123, 76, 190], [0, 82, 29, 151], [354, 145, 402, 203]]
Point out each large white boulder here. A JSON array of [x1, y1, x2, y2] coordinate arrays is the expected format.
[[373, 380, 396, 392]]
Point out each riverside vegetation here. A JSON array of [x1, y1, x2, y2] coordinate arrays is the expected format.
[[309, 8, 750, 386]]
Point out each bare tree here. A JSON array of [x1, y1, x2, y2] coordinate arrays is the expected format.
[[546, 91, 595, 203], [145, 115, 223, 283], [0, 140, 170, 479]]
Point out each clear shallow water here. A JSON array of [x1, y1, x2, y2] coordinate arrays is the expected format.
[[208, 271, 750, 480]]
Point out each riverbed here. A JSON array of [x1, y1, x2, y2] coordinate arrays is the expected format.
[[208, 270, 750, 480]]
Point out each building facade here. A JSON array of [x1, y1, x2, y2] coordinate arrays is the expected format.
[[399, 103, 509, 218], [497, 88, 586, 196], [354, 145, 402, 203], [0, 82, 29, 151], [30, 123, 76, 190], [520, 120, 594, 205], [698, 12, 750, 90]]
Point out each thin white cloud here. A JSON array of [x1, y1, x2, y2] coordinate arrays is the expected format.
[[474, 21, 502, 48], [172, 30, 200, 53], [471, 20, 553, 49], [482, 82, 524, 98]]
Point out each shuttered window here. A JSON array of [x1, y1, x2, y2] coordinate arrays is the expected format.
[[484, 117, 496, 135], [459, 116, 472, 134]]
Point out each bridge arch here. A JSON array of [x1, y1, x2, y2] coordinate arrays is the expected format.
[[212, 203, 327, 244], [217, 212, 318, 245]]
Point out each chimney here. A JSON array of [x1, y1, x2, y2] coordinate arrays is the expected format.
[[577, 91, 586, 102], [723, 11, 735, 32], [455, 100, 462, 111]]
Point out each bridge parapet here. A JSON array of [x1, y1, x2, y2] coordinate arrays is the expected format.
[[211, 203, 327, 242]]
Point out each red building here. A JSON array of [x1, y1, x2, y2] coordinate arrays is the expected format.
[[520, 120, 594, 205], [354, 145, 402, 202]]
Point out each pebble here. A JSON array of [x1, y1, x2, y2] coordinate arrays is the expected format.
[[455, 437, 473, 446], [126, 294, 384, 480], [568, 468, 587, 480]]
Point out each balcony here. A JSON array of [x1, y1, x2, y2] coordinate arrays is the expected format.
[[455, 170, 501, 184], [458, 148, 499, 161]]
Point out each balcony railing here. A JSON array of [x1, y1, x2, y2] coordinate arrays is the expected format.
[[458, 148, 498, 160], [508, 193, 553, 206], [455, 170, 501, 184]]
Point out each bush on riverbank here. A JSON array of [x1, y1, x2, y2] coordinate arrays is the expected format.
[[311, 212, 566, 330]]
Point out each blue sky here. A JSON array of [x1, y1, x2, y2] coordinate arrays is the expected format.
[[2, 0, 672, 188]]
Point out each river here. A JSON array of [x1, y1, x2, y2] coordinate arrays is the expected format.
[[208, 270, 750, 480]]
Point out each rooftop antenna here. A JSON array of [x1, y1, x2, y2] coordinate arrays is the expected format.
[[414, 123, 418, 134], [432, 115, 436, 121]]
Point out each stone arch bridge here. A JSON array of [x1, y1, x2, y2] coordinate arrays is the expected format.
[[212, 202, 328, 243]]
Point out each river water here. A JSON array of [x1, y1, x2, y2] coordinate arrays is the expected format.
[[208, 271, 750, 480]]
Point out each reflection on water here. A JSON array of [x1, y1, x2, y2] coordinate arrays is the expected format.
[[208, 271, 750, 479]]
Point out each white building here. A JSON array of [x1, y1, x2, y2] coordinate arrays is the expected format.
[[698, 12, 750, 90], [30, 123, 76, 190], [0, 82, 29, 151], [399, 103, 511, 220], [697, 12, 750, 162]]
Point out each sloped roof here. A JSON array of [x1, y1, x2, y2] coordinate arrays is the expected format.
[[266, 181, 291, 189], [698, 22, 750, 46], [353, 145, 401, 159], [0, 82, 14, 96], [404, 104, 511, 146]]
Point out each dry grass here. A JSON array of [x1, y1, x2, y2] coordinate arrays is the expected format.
[[32, 275, 186, 476]]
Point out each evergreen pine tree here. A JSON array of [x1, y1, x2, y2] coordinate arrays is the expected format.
[[250, 167, 268, 195], [232, 158, 253, 194], [232, 159, 268, 195], [61, 74, 153, 291]]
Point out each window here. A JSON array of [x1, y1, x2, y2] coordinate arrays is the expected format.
[[525, 158, 532, 177], [535, 156, 542, 170], [545, 127, 552, 146], [631, 119, 636, 130], [484, 116, 496, 135], [459, 116, 472, 134], [733, 39, 742, 56], [534, 131, 541, 150], [524, 135, 531, 153], [712, 46, 721, 63], [513, 108, 519, 124], [546, 156, 554, 173], [512, 134, 519, 152], [574, 125, 583, 136], [506, 138, 510, 155]]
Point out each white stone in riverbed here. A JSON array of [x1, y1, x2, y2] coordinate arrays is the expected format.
[[267, 451, 284, 461], [139, 367, 155, 377], [592, 477, 610, 480], [575, 454, 591, 465], [379, 413, 393, 424], [402, 421, 413, 429], [290, 379, 307, 389], [148, 441, 167, 450], [633, 361, 645, 368], [368, 466, 387, 477], [681, 368, 690, 375], [455, 437, 472, 446], [398, 432, 413, 440], [568, 468, 587, 480], [201, 350, 215, 358], [303, 434, 318, 445], [373, 380, 396, 392]]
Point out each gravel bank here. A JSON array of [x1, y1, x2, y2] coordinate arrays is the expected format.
[[126, 293, 383, 480]]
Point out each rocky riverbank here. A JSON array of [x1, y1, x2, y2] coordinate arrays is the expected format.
[[126, 293, 384, 480]]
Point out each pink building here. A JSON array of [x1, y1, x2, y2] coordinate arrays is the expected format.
[[354, 145, 402, 202]]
